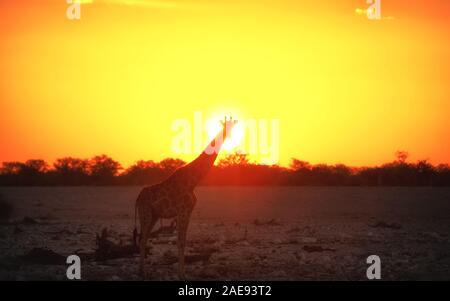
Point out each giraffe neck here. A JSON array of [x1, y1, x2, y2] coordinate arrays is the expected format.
[[168, 129, 225, 189], [187, 129, 225, 174]]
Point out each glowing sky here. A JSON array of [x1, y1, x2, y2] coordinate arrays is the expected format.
[[1, 0, 449, 167]]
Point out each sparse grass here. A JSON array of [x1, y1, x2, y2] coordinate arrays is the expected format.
[[0, 194, 13, 220]]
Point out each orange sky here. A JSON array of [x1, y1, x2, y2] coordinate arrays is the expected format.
[[1, 0, 449, 167]]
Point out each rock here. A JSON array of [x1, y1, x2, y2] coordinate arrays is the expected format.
[[286, 227, 301, 233], [21, 248, 65, 265], [301, 237, 317, 243], [422, 232, 442, 240], [162, 249, 214, 265], [253, 219, 281, 226], [216, 255, 228, 261], [167, 237, 177, 245], [95, 228, 139, 261], [369, 221, 402, 230], [110, 275, 122, 281], [192, 245, 220, 255], [294, 251, 305, 262], [252, 238, 262, 245], [343, 255, 355, 263], [285, 254, 298, 263], [302, 245, 336, 253], [237, 241, 250, 246], [14, 226, 23, 234], [21, 216, 38, 225], [322, 255, 332, 262], [217, 234, 226, 245], [270, 270, 287, 278], [338, 233, 352, 239], [76, 228, 90, 234], [45, 229, 74, 235]]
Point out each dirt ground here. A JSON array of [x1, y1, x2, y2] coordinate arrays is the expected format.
[[1, 186, 449, 281]]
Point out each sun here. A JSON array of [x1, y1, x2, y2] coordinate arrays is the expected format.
[[207, 118, 245, 151]]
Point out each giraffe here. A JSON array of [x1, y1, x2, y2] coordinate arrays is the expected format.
[[134, 116, 237, 279]]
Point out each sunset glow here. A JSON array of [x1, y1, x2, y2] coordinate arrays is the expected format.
[[207, 121, 244, 152], [1, 0, 449, 167]]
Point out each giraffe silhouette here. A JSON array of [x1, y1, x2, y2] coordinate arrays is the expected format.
[[134, 116, 237, 279]]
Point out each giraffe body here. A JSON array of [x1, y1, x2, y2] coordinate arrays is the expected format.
[[135, 117, 237, 279]]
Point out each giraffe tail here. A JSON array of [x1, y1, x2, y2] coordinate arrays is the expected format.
[[133, 199, 139, 248]]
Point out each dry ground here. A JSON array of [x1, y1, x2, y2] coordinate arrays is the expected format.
[[1, 186, 449, 280]]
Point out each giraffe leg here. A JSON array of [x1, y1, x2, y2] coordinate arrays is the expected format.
[[177, 208, 192, 280], [139, 215, 157, 278], [139, 225, 149, 277]]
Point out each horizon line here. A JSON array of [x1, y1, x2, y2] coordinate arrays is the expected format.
[[1, 154, 449, 171]]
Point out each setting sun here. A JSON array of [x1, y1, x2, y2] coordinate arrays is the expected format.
[[206, 118, 244, 152]]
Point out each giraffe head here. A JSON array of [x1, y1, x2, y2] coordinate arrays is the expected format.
[[220, 116, 238, 141]]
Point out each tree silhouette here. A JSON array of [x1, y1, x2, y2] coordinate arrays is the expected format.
[[54, 157, 89, 174], [121, 160, 162, 185], [0, 160, 49, 185], [435, 164, 450, 186], [89, 155, 122, 185], [1, 152, 450, 186], [218, 154, 250, 167], [395, 150, 409, 163], [289, 159, 311, 171], [53, 157, 89, 185], [23, 159, 49, 173], [158, 158, 186, 173], [415, 159, 434, 186], [0, 162, 24, 175], [125, 160, 158, 173]]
